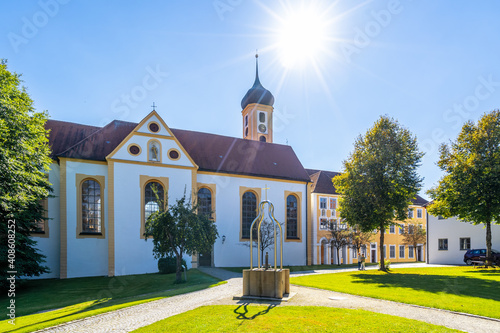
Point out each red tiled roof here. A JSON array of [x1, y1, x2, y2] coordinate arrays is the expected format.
[[45, 119, 311, 182], [172, 129, 310, 182], [305, 169, 341, 194], [305, 168, 428, 205], [45, 119, 101, 158]]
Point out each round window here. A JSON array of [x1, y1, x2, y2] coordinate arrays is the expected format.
[[168, 149, 180, 160], [128, 145, 141, 155], [149, 122, 160, 133]]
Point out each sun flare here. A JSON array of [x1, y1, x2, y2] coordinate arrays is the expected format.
[[276, 5, 330, 68]]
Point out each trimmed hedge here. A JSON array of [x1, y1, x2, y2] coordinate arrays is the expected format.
[[158, 257, 187, 274]]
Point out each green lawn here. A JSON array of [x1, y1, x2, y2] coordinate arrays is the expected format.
[[133, 305, 458, 332], [291, 266, 500, 319], [221, 263, 377, 274], [0, 269, 224, 333]]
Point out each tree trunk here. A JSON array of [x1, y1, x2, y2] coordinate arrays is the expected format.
[[379, 226, 386, 271], [486, 221, 492, 267], [176, 254, 183, 283], [415, 246, 418, 262], [336, 247, 340, 266]]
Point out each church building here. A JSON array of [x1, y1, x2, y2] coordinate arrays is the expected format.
[[32, 55, 430, 280], [34, 55, 312, 279]]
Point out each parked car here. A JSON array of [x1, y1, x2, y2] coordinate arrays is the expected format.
[[463, 249, 500, 265]]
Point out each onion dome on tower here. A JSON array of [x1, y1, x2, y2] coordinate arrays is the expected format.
[[241, 54, 275, 109], [241, 53, 275, 143]]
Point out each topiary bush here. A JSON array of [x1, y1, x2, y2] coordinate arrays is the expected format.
[[158, 257, 186, 274]]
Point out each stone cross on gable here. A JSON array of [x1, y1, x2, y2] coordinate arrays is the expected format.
[[263, 184, 270, 201]]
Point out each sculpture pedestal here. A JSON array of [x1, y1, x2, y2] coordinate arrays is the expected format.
[[242, 268, 290, 299]]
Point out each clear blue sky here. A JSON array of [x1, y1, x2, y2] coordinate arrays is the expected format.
[[2, 1, 500, 198]]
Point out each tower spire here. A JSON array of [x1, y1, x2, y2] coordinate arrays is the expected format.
[[254, 50, 261, 86]]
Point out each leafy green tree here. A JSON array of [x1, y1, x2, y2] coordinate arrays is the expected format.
[[144, 193, 218, 283], [333, 116, 423, 271], [401, 222, 426, 262], [0, 60, 52, 288], [428, 110, 500, 266]]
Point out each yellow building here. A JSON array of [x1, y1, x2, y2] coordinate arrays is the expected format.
[[306, 169, 428, 266]]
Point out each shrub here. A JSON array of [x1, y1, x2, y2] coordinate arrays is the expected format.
[[158, 257, 186, 274]]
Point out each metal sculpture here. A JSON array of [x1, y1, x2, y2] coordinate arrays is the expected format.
[[249, 200, 283, 270]]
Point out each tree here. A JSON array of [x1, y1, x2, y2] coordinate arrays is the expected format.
[[329, 225, 351, 265], [333, 116, 423, 271], [144, 193, 218, 283], [349, 225, 374, 259], [428, 110, 500, 266], [245, 218, 283, 267], [0, 60, 52, 289], [401, 222, 426, 262]]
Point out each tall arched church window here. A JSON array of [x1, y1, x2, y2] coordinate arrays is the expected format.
[[197, 188, 212, 219], [242, 191, 257, 239], [286, 194, 298, 239], [82, 179, 102, 233], [144, 181, 164, 224]]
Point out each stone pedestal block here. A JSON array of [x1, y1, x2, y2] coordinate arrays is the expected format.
[[242, 268, 290, 299]]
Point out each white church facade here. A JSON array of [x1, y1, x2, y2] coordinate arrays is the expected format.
[[33, 57, 312, 279]]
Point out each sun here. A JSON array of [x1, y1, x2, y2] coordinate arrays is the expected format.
[[275, 4, 330, 68]]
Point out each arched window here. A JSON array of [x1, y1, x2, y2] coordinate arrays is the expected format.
[[197, 188, 212, 219], [242, 191, 257, 239], [259, 136, 266, 142], [286, 195, 298, 239], [144, 181, 164, 223], [82, 179, 101, 233]]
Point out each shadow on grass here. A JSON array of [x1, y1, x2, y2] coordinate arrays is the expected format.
[[234, 304, 276, 320], [352, 272, 500, 302]]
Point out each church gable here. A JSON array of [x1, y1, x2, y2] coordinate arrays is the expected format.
[[134, 112, 173, 137], [106, 111, 197, 169]]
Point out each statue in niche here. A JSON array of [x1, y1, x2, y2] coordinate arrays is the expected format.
[[150, 142, 159, 161]]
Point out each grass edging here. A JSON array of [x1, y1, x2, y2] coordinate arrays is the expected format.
[[290, 267, 500, 319], [0, 270, 225, 333]]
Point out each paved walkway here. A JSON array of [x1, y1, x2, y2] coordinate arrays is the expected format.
[[38, 264, 500, 333]]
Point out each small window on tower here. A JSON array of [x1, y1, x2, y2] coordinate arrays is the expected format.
[[245, 127, 248, 137], [259, 112, 266, 123], [244, 115, 248, 126], [259, 136, 266, 142]]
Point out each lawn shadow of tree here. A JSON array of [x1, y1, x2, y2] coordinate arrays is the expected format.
[[352, 272, 500, 302], [234, 303, 276, 321]]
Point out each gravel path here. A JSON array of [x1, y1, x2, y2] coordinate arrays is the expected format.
[[37, 264, 500, 333]]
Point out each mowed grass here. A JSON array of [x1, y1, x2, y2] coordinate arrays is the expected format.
[[133, 305, 459, 332], [291, 266, 500, 319], [0, 270, 224, 333]]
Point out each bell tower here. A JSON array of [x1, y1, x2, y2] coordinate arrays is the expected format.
[[241, 54, 275, 143]]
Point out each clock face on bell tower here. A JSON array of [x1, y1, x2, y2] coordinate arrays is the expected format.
[[241, 53, 274, 143]]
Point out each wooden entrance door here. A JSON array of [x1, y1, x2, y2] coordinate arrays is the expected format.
[[199, 250, 212, 267]]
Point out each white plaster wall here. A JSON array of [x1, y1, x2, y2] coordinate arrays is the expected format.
[[428, 214, 500, 265], [65, 161, 109, 278], [197, 173, 308, 268], [29, 163, 61, 279], [113, 162, 194, 276], [136, 114, 172, 137], [111, 134, 193, 168]]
